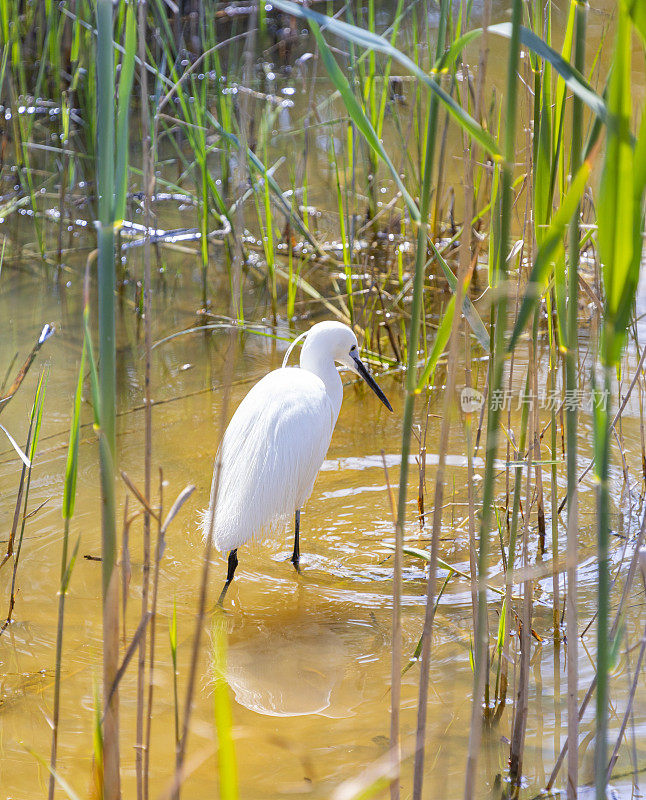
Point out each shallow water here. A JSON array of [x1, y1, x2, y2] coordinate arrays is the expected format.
[[1, 260, 645, 798], [1, 1, 646, 798]]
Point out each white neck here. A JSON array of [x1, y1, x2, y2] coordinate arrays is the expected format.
[[300, 347, 343, 420]]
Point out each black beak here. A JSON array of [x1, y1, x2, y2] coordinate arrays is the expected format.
[[351, 354, 393, 412]]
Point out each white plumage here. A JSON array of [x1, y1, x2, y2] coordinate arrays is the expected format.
[[202, 367, 334, 553], [202, 320, 392, 602]]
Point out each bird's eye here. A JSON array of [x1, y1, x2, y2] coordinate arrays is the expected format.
[[350, 344, 357, 352]]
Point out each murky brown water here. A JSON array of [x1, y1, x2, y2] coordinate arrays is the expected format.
[[1, 260, 645, 798], [2, 2, 646, 798]]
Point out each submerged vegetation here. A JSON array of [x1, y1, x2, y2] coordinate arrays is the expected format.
[[1, 0, 646, 799]]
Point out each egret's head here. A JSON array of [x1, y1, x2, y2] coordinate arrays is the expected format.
[[302, 321, 393, 412]]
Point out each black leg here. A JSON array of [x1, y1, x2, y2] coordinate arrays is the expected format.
[[217, 549, 238, 605], [291, 509, 301, 572]]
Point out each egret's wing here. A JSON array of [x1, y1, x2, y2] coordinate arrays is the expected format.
[[203, 369, 334, 552]]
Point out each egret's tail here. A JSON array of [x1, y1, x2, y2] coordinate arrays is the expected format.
[[200, 459, 222, 549], [198, 504, 215, 544]]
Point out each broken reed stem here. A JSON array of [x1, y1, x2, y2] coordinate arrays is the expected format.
[[465, 347, 477, 616], [414, 242, 472, 798], [121, 499, 132, 645], [1, 422, 33, 571], [0, 324, 54, 415], [3, 372, 45, 633]]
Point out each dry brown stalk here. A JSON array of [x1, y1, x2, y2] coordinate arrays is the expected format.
[[121, 470, 160, 522], [1, 429, 32, 569], [121, 498, 133, 645], [103, 568, 121, 800], [1, 406, 38, 629], [0, 323, 54, 415], [104, 611, 152, 713]]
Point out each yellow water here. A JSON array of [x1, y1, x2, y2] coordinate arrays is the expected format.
[[2, 2, 646, 797], [1, 259, 645, 799]]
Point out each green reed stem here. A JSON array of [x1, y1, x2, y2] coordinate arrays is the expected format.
[[495, 369, 530, 704], [95, 0, 136, 795], [169, 601, 180, 750], [3, 371, 47, 633], [407, 2, 453, 795], [401, 93, 438, 800], [212, 618, 238, 800], [96, 0, 116, 462], [595, 4, 644, 791], [594, 365, 611, 799], [48, 345, 84, 800], [473, 0, 522, 764], [565, 4, 586, 796]]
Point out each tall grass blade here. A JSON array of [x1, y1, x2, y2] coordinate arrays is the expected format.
[[429, 241, 490, 352], [48, 344, 85, 800], [595, 6, 644, 797], [564, 6, 587, 795], [488, 23, 606, 122], [626, 0, 646, 43], [62, 344, 85, 521], [0, 424, 32, 467], [114, 2, 136, 223], [415, 296, 455, 391], [95, 0, 137, 793]]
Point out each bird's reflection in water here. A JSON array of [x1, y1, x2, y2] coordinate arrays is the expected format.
[[216, 598, 382, 718]]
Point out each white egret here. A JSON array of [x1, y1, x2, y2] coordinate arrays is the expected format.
[[202, 320, 393, 604]]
